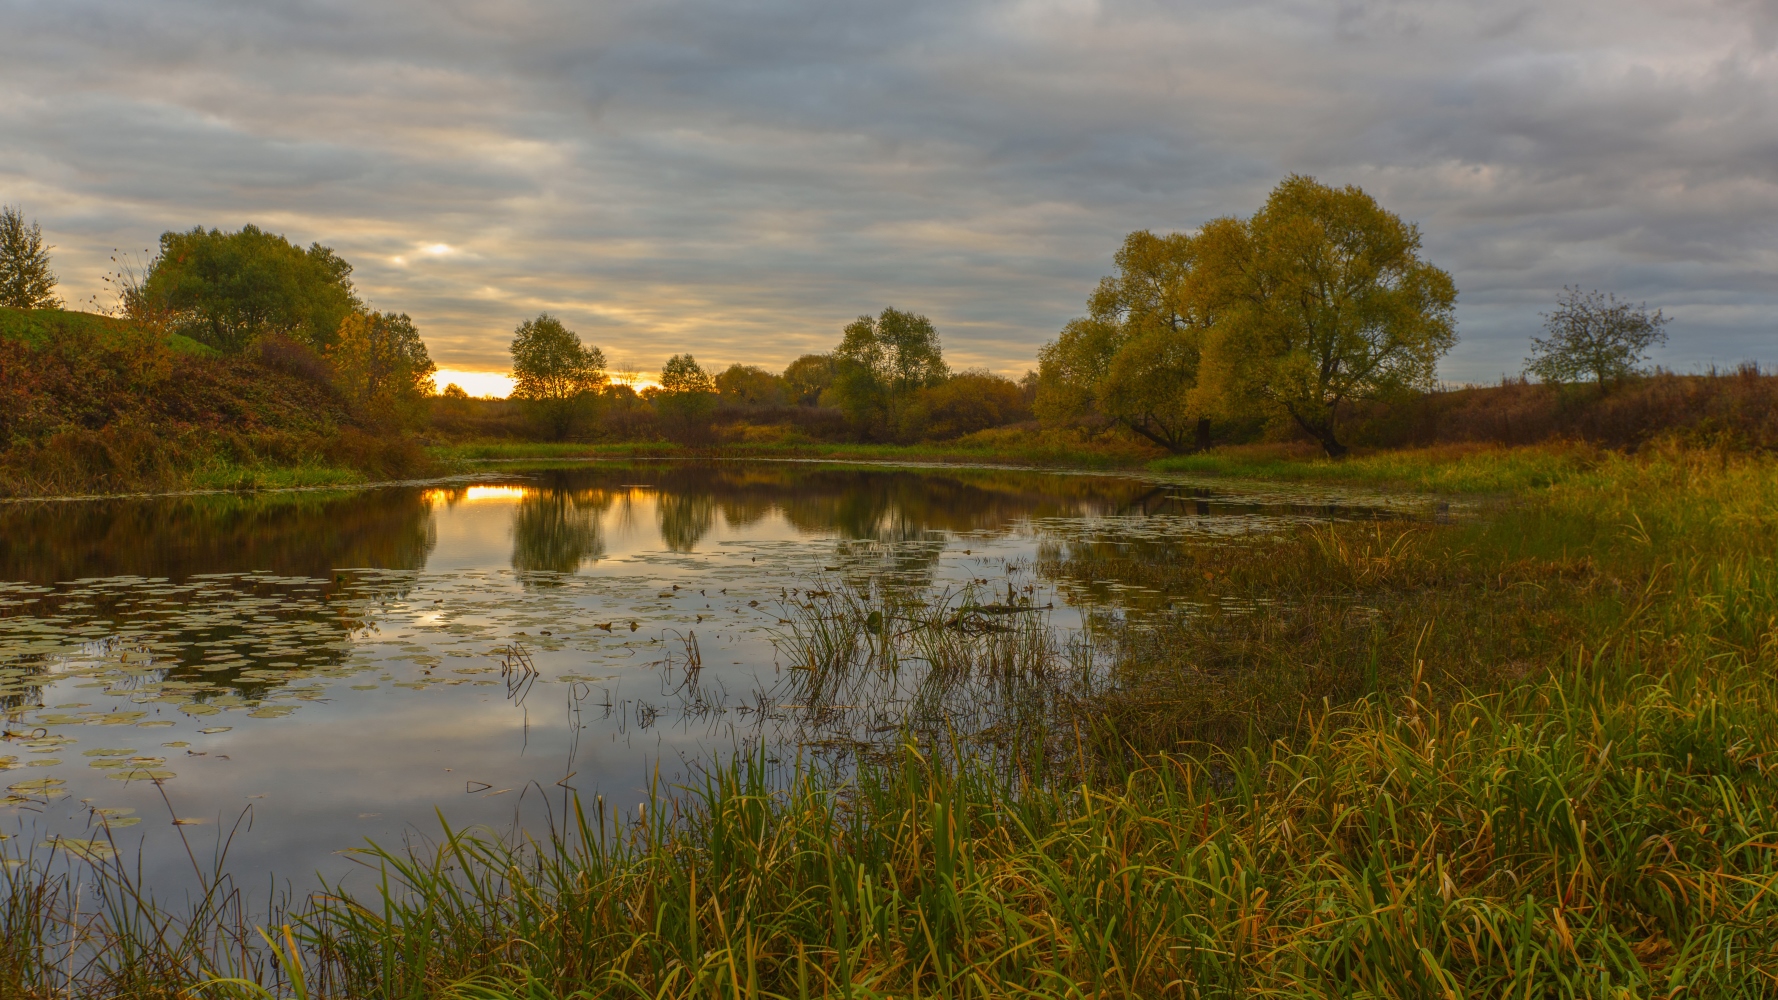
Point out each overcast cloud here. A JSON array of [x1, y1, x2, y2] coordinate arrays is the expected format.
[[2, 0, 1774, 380]]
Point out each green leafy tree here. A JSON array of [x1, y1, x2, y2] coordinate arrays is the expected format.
[[655, 354, 717, 430], [509, 313, 608, 440], [713, 363, 787, 407], [329, 311, 437, 430], [782, 353, 837, 406], [660, 353, 715, 394], [1202, 175, 1457, 457], [1035, 318, 1120, 425], [1036, 230, 1215, 452], [1525, 287, 1669, 390], [0, 206, 60, 310], [141, 224, 360, 353], [828, 307, 948, 439]]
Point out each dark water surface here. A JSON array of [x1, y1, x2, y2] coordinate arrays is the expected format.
[[1, 460, 1439, 892]]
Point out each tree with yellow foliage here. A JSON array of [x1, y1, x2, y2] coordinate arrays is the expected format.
[[1035, 230, 1216, 452], [1199, 176, 1456, 457], [329, 310, 437, 430]]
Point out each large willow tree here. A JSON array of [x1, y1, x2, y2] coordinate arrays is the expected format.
[[1035, 230, 1216, 452], [1201, 176, 1456, 457], [1037, 176, 1456, 457]]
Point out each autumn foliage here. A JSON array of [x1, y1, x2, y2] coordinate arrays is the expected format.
[[0, 308, 425, 496]]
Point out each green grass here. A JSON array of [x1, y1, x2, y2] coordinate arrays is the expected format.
[[428, 440, 689, 463], [7, 444, 1778, 997], [430, 427, 1161, 471], [438, 435, 1609, 492], [0, 306, 213, 355], [187, 462, 370, 492], [1152, 440, 1607, 493]]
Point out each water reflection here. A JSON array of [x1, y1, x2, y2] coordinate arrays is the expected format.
[[510, 489, 613, 577], [658, 493, 716, 553], [0, 491, 437, 718], [2, 459, 1441, 897], [0, 489, 435, 583]]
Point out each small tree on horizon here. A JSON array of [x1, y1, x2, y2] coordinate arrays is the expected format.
[[0, 206, 60, 310], [655, 354, 717, 431], [782, 353, 837, 406], [829, 307, 949, 439], [509, 313, 607, 440], [1524, 287, 1669, 390]]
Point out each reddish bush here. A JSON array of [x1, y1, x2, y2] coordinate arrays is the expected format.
[[1338, 367, 1778, 451]]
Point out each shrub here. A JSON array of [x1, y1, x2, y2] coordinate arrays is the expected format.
[[905, 370, 1031, 440]]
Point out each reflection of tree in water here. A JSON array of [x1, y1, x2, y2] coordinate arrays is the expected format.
[[511, 489, 613, 578], [720, 497, 773, 531], [658, 493, 717, 553], [0, 489, 436, 583], [0, 488, 439, 705]]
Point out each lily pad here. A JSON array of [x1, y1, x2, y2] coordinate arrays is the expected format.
[[197, 727, 232, 735], [45, 837, 116, 862], [7, 777, 65, 794], [82, 748, 137, 757], [247, 705, 296, 718], [108, 768, 177, 782]]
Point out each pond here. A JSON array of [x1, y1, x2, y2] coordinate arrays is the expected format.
[[1, 460, 1442, 894]]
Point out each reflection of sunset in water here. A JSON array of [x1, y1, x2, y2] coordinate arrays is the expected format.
[[421, 484, 533, 505], [462, 485, 529, 502]]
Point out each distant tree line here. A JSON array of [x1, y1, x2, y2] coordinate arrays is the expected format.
[[500, 305, 1033, 443], [0, 183, 1690, 457]]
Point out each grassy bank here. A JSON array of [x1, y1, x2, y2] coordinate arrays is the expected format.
[[1, 308, 435, 498], [6, 445, 1778, 996], [1151, 440, 1608, 494], [435, 435, 1609, 495], [429, 427, 1163, 473]]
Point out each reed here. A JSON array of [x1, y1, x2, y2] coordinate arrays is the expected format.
[[237, 649, 1778, 997]]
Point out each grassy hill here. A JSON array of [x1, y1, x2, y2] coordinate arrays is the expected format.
[[0, 307, 426, 497], [0, 306, 213, 355]]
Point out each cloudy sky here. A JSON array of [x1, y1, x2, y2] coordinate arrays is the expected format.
[[3, 0, 1773, 387]]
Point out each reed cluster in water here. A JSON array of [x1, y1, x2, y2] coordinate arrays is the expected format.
[[6, 442, 1778, 997]]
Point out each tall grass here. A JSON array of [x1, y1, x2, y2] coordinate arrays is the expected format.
[[6, 443, 1778, 996], [176, 652, 1778, 996], [767, 579, 1093, 778]]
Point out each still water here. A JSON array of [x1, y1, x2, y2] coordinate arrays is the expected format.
[[1, 460, 1438, 892]]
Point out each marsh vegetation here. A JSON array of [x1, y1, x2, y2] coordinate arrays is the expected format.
[[0, 445, 1774, 996]]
